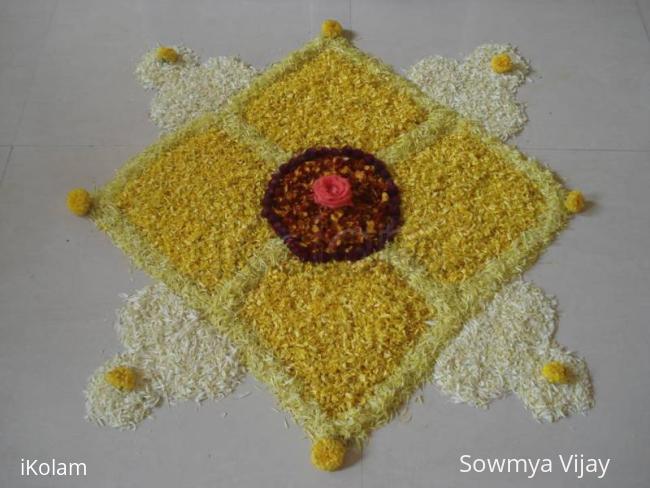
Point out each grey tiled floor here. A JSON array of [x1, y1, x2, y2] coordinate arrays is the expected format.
[[1, 1, 649, 487]]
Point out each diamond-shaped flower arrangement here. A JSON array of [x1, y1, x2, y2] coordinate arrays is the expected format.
[[90, 28, 570, 462]]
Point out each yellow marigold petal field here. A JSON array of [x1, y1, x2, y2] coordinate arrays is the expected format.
[[241, 49, 428, 154], [394, 125, 546, 283], [117, 127, 276, 291], [241, 258, 431, 418]]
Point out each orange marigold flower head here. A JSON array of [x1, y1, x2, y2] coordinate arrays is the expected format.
[[541, 361, 571, 384], [491, 53, 513, 74], [311, 438, 346, 471], [156, 46, 180, 63], [105, 365, 137, 392]]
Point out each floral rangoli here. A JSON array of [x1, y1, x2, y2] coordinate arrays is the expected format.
[[71, 21, 592, 470]]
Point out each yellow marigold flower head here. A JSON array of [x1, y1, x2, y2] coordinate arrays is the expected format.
[[321, 19, 343, 38], [565, 190, 585, 213], [66, 188, 92, 216], [541, 361, 571, 384], [155, 46, 180, 64], [491, 53, 513, 74], [311, 438, 346, 471], [105, 365, 137, 392]]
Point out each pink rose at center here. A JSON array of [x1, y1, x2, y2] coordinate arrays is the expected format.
[[312, 174, 353, 209]]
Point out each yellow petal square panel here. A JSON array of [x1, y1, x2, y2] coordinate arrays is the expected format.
[[97, 117, 277, 292], [232, 38, 435, 155], [393, 121, 548, 283], [241, 258, 431, 419]]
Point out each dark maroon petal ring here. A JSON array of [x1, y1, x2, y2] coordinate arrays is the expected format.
[[261, 147, 402, 263]]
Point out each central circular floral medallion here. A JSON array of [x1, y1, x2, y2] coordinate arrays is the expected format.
[[261, 147, 401, 263]]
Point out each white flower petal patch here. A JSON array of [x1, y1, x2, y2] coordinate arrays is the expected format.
[[135, 45, 201, 90], [116, 283, 245, 405], [135, 46, 257, 132], [84, 353, 161, 430], [434, 280, 593, 422], [407, 44, 531, 140], [85, 284, 245, 429]]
